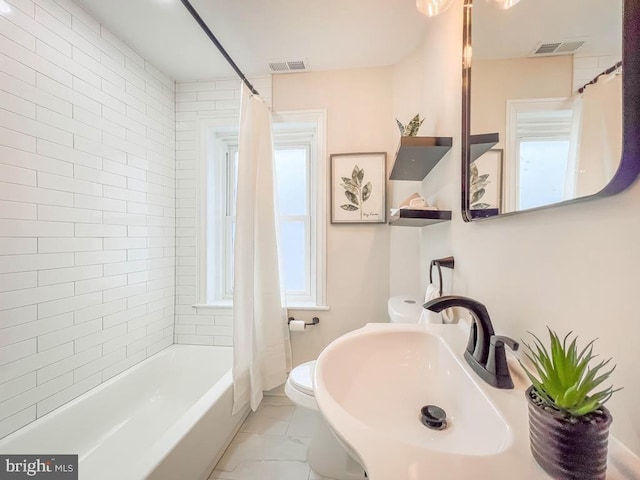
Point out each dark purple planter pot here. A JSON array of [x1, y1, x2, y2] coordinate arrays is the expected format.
[[526, 386, 613, 480]]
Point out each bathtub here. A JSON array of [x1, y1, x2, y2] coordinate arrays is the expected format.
[[0, 345, 249, 480]]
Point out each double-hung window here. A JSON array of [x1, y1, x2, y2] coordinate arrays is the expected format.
[[198, 111, 326, 308], [506, 98, 577, 211]]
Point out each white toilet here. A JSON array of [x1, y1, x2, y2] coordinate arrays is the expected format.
[[284, 296, 422, 480]]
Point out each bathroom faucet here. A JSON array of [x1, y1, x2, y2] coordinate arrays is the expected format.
[[423, 295, 518, 389]]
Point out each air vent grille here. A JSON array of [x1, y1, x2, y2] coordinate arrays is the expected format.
[[555, 41, 585, 53], [530, 40, 585, 57], [286, 60, 306, 70], [269, 62, 290, 72], [535, 43, 561, 55], [268, 59, 310, 74]]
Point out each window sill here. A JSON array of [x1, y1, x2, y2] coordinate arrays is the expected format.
[[192, 303, 232, 310], [192, 303, 330, 312], [287, 304, 330, 312]]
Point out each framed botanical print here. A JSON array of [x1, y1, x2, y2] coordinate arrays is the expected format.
[[330, 152, 386, 224]]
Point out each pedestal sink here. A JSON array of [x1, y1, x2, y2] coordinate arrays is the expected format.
[[316, 326, 510, 456], [313, 323, 640, 480]]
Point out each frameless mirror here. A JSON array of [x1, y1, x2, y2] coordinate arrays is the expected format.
[[462, 0, 640, 221]]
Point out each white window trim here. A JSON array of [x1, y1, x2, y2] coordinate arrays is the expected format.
[[195, 118, 237, 309], [505, 97, 574, 212], [272, 110, 327, 308], [194, 110, 327, 310]]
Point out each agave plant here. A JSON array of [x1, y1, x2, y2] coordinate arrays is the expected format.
[[520, 329, 618, 417]]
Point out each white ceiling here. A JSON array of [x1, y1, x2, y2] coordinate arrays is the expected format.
[[72, 0, 623, 83], [473, 0, 621, 60], [72, 0, 434, 82]]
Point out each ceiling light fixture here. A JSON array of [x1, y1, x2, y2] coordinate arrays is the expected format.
[[484, 0, 521, 10], [416, 0, 456, 17]]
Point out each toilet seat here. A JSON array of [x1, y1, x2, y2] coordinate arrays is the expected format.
[[285, 361, 318, 411], [289, 361, 315, 395]]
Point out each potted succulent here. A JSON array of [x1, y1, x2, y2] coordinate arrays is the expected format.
[[520, 329, 619, 480]]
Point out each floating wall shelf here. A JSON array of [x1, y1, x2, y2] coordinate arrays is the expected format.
[[469, 133, 499, 163], [388, 209, 452, 227], [389, 136, 453, 181]]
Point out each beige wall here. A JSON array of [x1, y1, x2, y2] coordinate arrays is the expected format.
[[272, 3, 639, 454], [471, 56, 573, 148], [389, 45, 427, 299], [273, 68, 395, 366], [400, 0, 640, 454]]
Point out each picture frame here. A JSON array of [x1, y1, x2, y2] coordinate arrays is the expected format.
[[470, 148, 503, 212], [330, 152, 386, 224]]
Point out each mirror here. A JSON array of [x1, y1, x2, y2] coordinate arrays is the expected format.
[[462, 0, 640, 221]]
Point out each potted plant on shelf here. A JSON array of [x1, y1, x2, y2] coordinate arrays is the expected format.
[[520, 329, 619, 480]]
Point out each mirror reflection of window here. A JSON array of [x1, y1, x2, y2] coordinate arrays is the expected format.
[[506, 99, 576, 211], [468, 0, 623, 217], [519, 140, 570, 210]]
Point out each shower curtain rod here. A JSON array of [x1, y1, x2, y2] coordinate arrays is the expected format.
[[179, 0, 259, 96], [578, 61, 622, 94]]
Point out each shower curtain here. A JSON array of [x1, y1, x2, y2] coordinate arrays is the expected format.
[[232, 85, 292, 414], [573, 72, 623, 197]]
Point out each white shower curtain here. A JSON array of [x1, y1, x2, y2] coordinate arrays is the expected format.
[[232, 84, 292, 414], [574, 73, 623, 197], [563, 96, 583, 200]]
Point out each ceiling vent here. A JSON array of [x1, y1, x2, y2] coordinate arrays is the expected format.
[[268, 58, 310, 74], [529, 40, 585, 57]]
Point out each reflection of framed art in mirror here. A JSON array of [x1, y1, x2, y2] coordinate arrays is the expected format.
[[470, 149, 503, 213], [461, 0, 640, 222]]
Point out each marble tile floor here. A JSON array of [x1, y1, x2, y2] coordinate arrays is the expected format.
[[209, 395, 330, 480]]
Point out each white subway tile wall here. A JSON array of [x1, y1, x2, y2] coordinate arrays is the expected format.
[[174, 78, 272, 346], [0, 0, 176, 438], [573, 54, 621, 93]]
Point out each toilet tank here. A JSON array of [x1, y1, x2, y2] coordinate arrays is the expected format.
[[388, 296, 423, 324]]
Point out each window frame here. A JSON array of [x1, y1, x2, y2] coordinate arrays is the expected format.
[[505, 97, 577, 211], [272, 140, 312, 300], [195, 110, 327, 310]]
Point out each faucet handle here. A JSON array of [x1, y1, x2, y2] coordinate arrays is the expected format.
[[490, 335, 519, 351], [486, 335, 519, 389]]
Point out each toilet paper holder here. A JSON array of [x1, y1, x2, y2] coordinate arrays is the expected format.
[[288, 316, 320, 326]]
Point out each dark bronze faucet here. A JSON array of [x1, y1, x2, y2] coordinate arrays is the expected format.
[[423, 295, 519, 389]]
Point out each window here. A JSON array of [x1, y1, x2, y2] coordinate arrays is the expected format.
[[518, 138, 570, 210], [506, 98, 578, 211], [197, 111, 326, 308]]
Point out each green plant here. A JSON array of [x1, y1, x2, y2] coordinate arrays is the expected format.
[[395, 113, 425, 136], [520, 329, 619, 417]]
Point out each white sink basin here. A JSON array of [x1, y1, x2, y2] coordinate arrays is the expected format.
[[314, 323, 640, 480], [316, 327, 510, 456]]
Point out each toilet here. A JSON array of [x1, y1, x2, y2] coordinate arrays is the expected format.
[[284, 296, 422, 480]]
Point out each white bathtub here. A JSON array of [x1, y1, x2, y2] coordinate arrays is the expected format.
[[0, 345, 249, 480]]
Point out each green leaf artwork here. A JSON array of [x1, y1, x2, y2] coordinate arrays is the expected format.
[[340, 165, 373, 220], [470, 161, 491, 209]]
